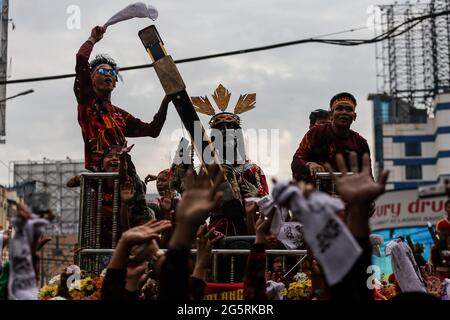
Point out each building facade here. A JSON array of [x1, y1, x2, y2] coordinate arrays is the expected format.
[[369, 93, 450, 274], [379, 93, 450, 190], [12, 159, 86, 284]]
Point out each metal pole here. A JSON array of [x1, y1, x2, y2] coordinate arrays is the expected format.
[[0, 0, 9, 143]]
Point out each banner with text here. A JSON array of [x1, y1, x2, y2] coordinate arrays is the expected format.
[[370, 189, 447, 231]]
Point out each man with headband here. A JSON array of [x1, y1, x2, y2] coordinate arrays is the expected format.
[[291, 92, 371, 182], [74, 26, 171, 172], [74, 26, 171, 227]]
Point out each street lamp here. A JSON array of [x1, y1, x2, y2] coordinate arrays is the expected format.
[[0, 89, 34, 103], [0, 89, 35, 144]]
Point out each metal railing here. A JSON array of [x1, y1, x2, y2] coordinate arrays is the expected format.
[[79, 247, 307, 282], [76, 174, 309, 278], [315, 172, 353, 195], [77, 172, 121, 272]]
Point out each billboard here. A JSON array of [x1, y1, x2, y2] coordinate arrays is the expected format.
[[370, 189, 447, 231]]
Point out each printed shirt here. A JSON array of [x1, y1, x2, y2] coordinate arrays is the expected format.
[[74, 41, 167, 171]]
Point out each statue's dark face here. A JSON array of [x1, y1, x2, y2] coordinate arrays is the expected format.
[[211, 123, 245, 164]]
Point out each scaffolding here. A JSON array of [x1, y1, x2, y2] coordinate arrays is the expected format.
[[375, 0, 450, 110], [12, 159, 85, 284]]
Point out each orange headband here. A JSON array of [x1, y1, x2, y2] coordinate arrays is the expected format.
[[331, 97, 356, 111]]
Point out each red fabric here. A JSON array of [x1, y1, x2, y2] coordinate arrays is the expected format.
[[436, 218, 450, 232], [291, 122, 371, 182], [243, 244, 267, 300], [241, 163, 269, 197], [204, 282, 244, 300], [74, 41, 167, 171]]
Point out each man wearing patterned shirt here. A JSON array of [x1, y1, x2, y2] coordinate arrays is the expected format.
[[74, 26, 171, 172], [74, 26, 171, 227], [291, 92, 371, 183]]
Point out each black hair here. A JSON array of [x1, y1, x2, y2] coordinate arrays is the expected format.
[[309, 109, 330, 126], [445, 199, 450, 207], [99, 145, 122, 171], [90, 54, 117, 72], [329, 92, 357, 109]]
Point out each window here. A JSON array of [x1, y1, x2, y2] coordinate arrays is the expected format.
[[405, 165, 422, 180], [405, 142, 421, 156]]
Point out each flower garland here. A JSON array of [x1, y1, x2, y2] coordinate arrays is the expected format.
[[282, 272, 313, 300], [39, 271, 105, 300]]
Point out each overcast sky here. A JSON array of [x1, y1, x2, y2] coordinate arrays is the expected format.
[[0, 0, 389, 193]]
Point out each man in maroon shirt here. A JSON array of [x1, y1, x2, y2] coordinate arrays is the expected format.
[[74, 26, 171, 172], [74, 26, 171, 226], [291, 92, 371, 182]]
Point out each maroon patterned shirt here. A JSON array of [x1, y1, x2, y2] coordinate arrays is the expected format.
[[291, 122, 371, 182], [74, 41, 167, 171]]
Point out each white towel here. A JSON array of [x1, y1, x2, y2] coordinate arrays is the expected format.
[[8, 215, 49, 300], [245, 195, 287, 236], [386, 240, 426, 293], [271, 182, 362, 286], [104, 2, 158, 27], [445, 279, 450, 299], [266, 280, 285, 300], [277, 222, 304, 249]]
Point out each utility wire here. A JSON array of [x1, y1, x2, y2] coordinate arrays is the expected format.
[[1, 9, 448, 85]]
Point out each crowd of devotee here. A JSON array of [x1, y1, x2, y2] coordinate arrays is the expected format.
[[1, 23, 449, 302]]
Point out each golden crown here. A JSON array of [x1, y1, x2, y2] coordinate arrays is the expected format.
[[191, 84, 256, 127]]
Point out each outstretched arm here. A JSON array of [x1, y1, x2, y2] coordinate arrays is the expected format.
[[123, 96, 172, 138], [325, 152, 389, 300], [291, 127, 324, 181], [74, 26, 106, 104], [158, 166, 223, 300]]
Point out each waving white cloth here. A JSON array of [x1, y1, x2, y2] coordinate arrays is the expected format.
[[271, 182, 362, 286], [266, 280, 285, 300], [104, 2, 158, 27], [385, 240, 426, 293], [8, 214, 49, 300], [278, 222, 304, 249], [245, 195, 288, 235]]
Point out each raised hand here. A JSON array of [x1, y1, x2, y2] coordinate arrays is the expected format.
[[195, 225, 224, 269], [121, 219, 172, 249], [325, 152, 389, 238], [168, 165, 224, 249], [17, 201, 32, 221], [160, 190, 173, 217], [307, 162, 325, 177], [89, 26, 106, 44], [325, 152, 389, 205], [126, 261, 148, 292], [255, 210, 275, 244], [240, 180, 259, 198], [145, 174, 157, 184], [175, 166, 224, 226], [120, 179, 135, 204]]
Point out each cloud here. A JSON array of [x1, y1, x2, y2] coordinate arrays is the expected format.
[[1, 0, 382, 187]]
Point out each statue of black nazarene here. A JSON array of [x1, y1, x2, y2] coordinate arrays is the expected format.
[[191, 84, 269, 236]]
